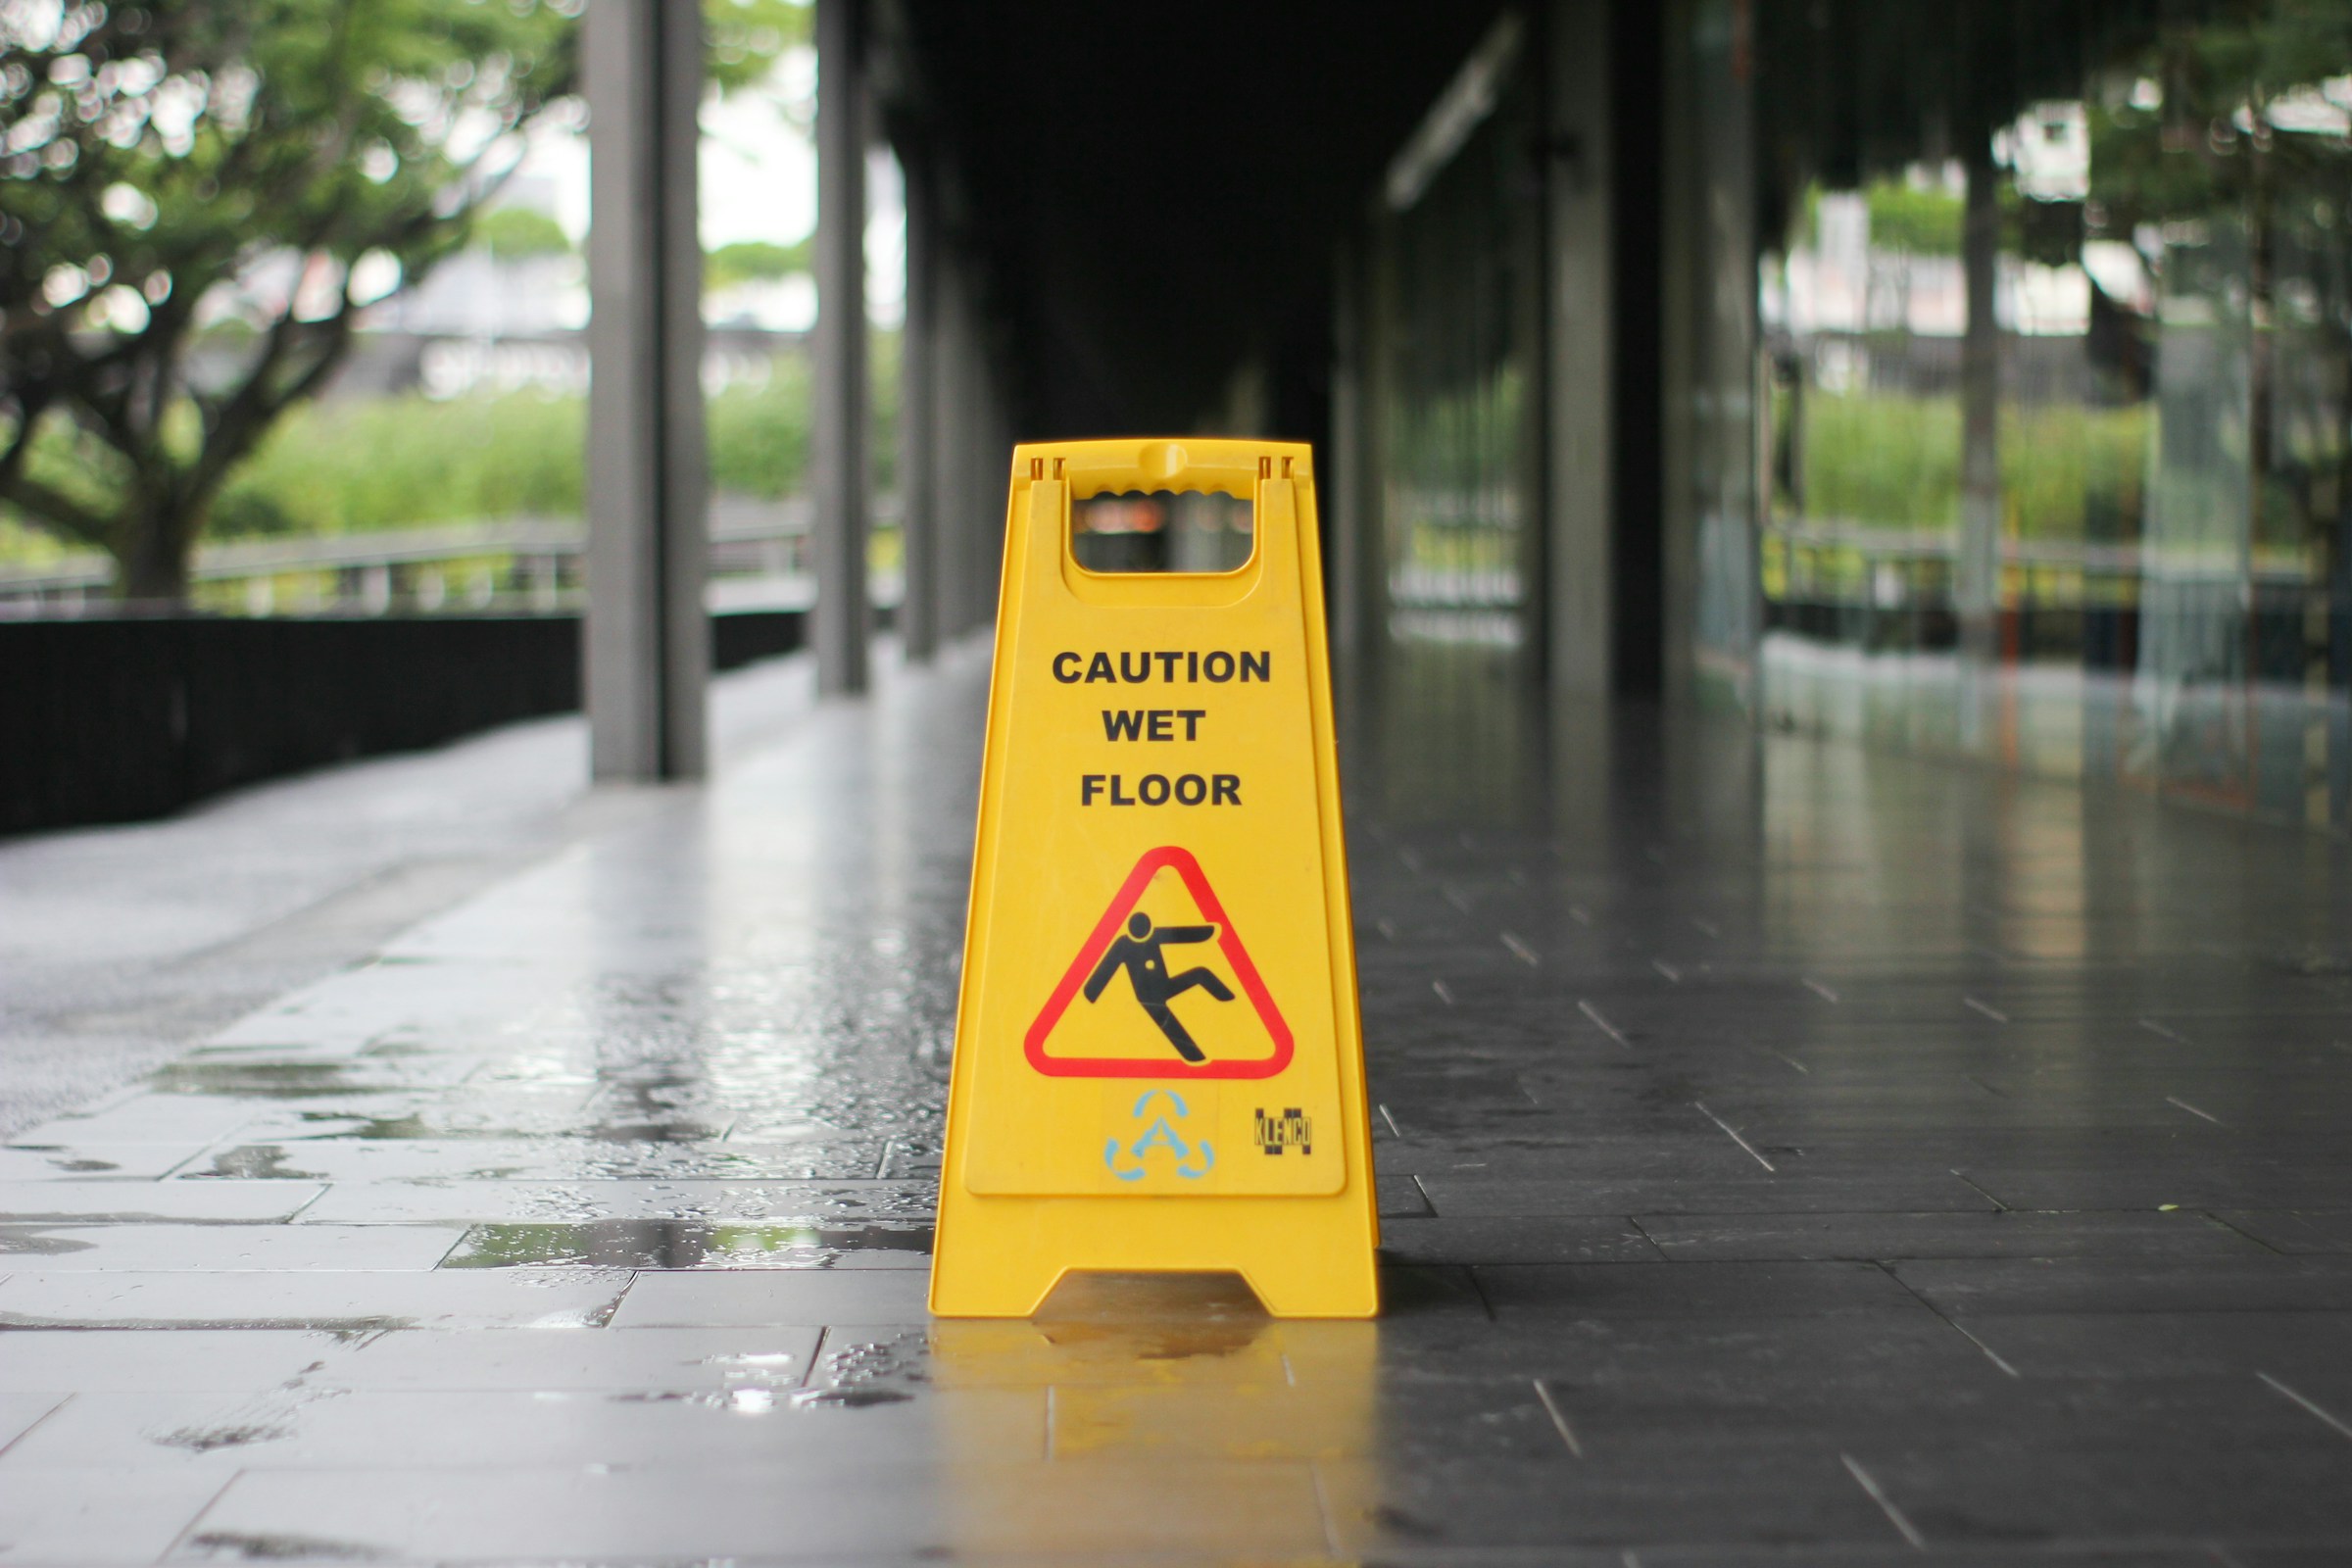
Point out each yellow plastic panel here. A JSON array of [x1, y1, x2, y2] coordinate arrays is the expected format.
[[931, 438, 1378, 1319]]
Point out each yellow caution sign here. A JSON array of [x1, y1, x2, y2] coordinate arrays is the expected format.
[[931, 437, 1378, 1319]]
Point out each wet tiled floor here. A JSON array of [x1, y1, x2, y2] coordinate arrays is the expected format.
[[3, 640, 2351, 1563]]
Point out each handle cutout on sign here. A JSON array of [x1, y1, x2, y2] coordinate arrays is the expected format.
[[1070, 489, 1256, 576]]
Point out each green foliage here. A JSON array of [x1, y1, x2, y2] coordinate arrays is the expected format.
[[0, 0, 580, 596], [0, 326, 907, 562], [708, 361, 812, 501], [706, 0, 809, 94], [215, 392, 587, 534], [0, 0, 804, 598], [706, 238, 808, 290], [1805, 179, 1964, 255], [1797, 389, 2147, 541], [475, 206, 572, 262], [1865, 180, 1963, 256], [1801, 392, 1961, 527]]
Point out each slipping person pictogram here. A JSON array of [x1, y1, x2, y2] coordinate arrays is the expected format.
[[1082, 912, 1237, 1062]]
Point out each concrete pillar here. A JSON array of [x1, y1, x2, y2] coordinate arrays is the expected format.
[[583, 0, 708, 780], [898, 158, 938, 661], [1956, 120, 2003, 726], [1545, 0, 1616, 699], [812, 0, 869, 695], [1327, 236, 1372, 684], [927, 250, 968, 641]]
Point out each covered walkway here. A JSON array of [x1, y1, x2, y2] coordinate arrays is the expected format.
[[4, 645, 2350, 1561]]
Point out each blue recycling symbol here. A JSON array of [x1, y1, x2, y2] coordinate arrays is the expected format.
[[1104, 1088, 1215, 1181]]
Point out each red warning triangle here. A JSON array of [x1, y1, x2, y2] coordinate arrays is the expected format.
[[1025, 846, 1295, 1080]]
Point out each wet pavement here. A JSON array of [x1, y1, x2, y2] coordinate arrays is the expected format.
[[2, 638, 2351, 1563]]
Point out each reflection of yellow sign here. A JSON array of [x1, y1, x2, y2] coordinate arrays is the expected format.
[[931, 438, 1378, 1318]]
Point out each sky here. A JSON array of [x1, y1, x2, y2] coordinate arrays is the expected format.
[[513, 43, 905, 328]]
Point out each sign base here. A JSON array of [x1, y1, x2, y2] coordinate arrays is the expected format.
[[929, 1193, 1380, 1318]]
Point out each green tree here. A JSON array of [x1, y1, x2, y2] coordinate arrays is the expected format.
[[0, 0, 577, 602], [706, 237, 808, 292], [476, 205, 571, 263]]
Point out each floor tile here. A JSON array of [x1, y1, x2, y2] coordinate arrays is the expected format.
[[2215, 1209, 2352, 1254], [1475, 1261, 1935, 1318], [0, 1331, 352, 1395], [0, 1183, 323, 1224], [0, 1224, 455, 1271], [0, 1146, 214, 1181], [0, 1468, 231, 1564], [5, 1385, 1043, 1470], [1893, 1257, 2352, 1315], [1636, 1208, 2266, 1261], [0, 1393, 66, 1450], [318, 1326, 823, 1392], [0, 1268, 630, 1329], [1381, 1215, 1667, 1264], [174, 1460, 1329, 1560], [1318, 1452, 1902, 1551], [610, 1267, 932, 1326], [293, 1178, 936, 1226], [1950, 1311, 2352, 1378]]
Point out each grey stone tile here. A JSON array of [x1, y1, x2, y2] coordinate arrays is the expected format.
[[440, 1218, 933, 1269], [1318, 1452, 1902, 1551], [1272, 1311, 1991, 1397], [294, 1178, 935, 1226], [173, 1137, 885, 1184], [1476, 1261, 1935, 1318], [0, 1467, 232, 1564], [1421, 1170, 1998, 1216], [896, 1318, 1296, 1389], [1842, 1434, 2352, 1542], [202, 959, 571, 1052], [0, 1183, 323, 1223], [8, 1096, 262, 1150], [149, 1054, 486, 1096], [0, 1392, 66, 1450], [2216, 1209, 2352, 1254], [1377, 1171, 1435, 1216], [217, 1085, 610, 1144], [612, 1268, 931, 1326], [0, 1268, 630, 1329], [318, 1326, 823, 1392], [0, 1224, 455, 1271], [1069, 1375, 1571, 1463], [5, 1385, 1042, 1470], [0, 1331, 351, 1395], [172, 1460, 1328, 1560], [1544, 1375, 2318, 1460], [0, 1145, 212, 1181], [1637, 1208, 2267, 1261], [1951, 1312, 2352, 1378], [1634, 1547, 2228, 1566], [1381, 1215, 1667, 1264], [1894, 1257, 2352, 1315]]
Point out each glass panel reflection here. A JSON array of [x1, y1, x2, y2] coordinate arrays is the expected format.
[[1722, 0, 2352, 828]]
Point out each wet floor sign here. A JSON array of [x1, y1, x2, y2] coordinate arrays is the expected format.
[[931, 438, 1378, 1318]]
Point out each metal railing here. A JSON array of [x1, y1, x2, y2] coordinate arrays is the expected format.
[[0, 495, 904, 618]]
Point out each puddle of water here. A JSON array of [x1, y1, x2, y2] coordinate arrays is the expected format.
[[151, 1061, 451, 1099], [182, 1533, 384, 1562], [0, 1227, 98, 1256], [438, 1219, 934, 1269]]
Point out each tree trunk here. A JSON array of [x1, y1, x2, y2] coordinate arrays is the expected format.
[[113, 498, 198, 609], [1957, 123, 2003, 682]]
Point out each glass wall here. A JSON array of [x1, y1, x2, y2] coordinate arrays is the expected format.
[[1688, 0, 2352, 829], [1358, 23, 1547, 824]]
